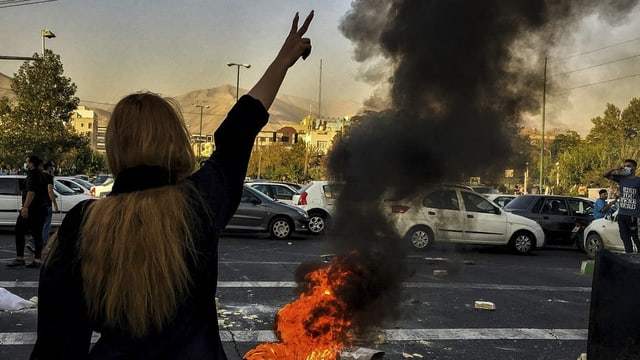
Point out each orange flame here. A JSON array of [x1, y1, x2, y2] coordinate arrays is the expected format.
[[244, 257, 358, 360]]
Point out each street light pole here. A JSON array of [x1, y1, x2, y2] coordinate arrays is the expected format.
[[193, 104, 209, 158], [41, 29, 56, 56], [227, 63, 251, 101], [540, 57, 547, 191], [556, 162, 560, 187]]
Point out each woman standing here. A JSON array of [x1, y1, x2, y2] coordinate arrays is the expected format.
[[31, 11, 313, 359]]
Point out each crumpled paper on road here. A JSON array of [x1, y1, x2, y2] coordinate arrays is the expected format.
[[0, 287, 36, 311]]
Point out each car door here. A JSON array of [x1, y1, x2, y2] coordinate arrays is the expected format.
[[460, 191, 507, 244], [0, 177, 21, 225], [421, 189, 464, 242], [538, 197, 574, 243], [226, 188, 267, 230]]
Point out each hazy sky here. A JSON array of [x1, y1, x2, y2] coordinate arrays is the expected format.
[[1, 0, 640, 136], [0, 0, 370, 108]]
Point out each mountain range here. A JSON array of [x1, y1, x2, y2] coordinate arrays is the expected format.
[[0, 72, 362, 134]]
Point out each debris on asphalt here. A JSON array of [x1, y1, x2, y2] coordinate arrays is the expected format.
[[339, 347, 384, 360], [401, 352, 424, 358], [474, 300, 496, 310], [577, 353, 587, 360]]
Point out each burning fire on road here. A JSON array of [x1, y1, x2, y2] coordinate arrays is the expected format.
[[244, 251, 396, 360]]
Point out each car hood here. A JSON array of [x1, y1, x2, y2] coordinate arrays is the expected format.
[[504, 211, 541, 228]]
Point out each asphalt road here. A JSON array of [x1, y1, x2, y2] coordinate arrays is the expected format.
[[0, 230, 594, 360]]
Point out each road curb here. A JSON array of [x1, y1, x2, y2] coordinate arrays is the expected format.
[[580, 260, 594, 276]]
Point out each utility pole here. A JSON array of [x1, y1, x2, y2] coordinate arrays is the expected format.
[[540, 57, 547, 191], [193, 104, 209, 157]]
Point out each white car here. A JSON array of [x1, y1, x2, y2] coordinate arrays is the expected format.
[[292, 180, 342, 234], [583, 210, 627, 258], [386, 185, 546, 254], [0, 175, 93, 227], [90, 174, 114, 198], [245, 181, 301, 205], [56, 176, 94, 196], [486, 194, 518, 208]]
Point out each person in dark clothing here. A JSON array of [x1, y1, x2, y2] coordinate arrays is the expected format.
[[30, 11, 313, 360], [6, 155, 48, 268]]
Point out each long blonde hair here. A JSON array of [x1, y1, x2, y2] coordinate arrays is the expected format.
[[80, 92, 197, 338]]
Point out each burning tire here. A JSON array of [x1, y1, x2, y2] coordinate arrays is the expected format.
[[269, 217, 293, 239], [405, 226, 433, 250], [509, 231, 535, 255], [307, 211, 327, 234], [584, 233, 603, 259]]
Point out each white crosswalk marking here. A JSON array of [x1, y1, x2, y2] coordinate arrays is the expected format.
[[0, 328, 588, 345]]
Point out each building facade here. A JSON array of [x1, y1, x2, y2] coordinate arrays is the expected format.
[[70, 106, 98, 149]]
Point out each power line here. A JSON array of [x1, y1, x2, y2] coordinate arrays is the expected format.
[[557, 37, 640, 61], [551, 53, 640, 78], [551, 73, 640, 95], [0, 0, 57, 9]]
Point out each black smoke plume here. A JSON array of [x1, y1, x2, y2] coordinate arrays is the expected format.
[[298, 0, 639, 341]]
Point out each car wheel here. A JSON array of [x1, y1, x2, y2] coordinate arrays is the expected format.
[[405, 226, 433, 250], [269, 217, 293, 239], [307, 212, 326, 234], [509, 231, 535, 255], [584, 233, 603, 259]]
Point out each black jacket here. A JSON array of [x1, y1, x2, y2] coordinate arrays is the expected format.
[[30, 95, 268, 359]]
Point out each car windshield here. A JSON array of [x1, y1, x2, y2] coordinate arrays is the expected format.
[[54, 180, 77, 196], [93, 175, 112, 185], [72, 178, 94, 190], [503, 195, 538, 211]]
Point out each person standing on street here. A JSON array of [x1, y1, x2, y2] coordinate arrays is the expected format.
[[41, 162, 58, 247], [6, 155, 48, 268], [593, 188, 617, 220], [31, 11, 313, 359], [604, 159, 640, 253]]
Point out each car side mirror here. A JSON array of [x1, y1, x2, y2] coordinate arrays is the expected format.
[[250, 198, 262, 205]]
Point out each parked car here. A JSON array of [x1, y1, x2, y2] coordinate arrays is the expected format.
[[92, 174, 113, 186], [224, 185, 309, 239], [90, 173, 114, 197], [503, 195, 594, 248], [293, 181, 343, 234], [582, 210, 627, 259], [486, 194, 518, 208], [56, 176, 93, 196], [0, 175, 93, 227], [386, 185, 545, 254], [245, 181, 301, 205]]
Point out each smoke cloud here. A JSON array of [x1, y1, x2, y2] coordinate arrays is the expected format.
[[299, 0, 639, 341]]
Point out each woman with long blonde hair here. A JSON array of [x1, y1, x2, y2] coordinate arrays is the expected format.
[[31, 11, 313, 359]]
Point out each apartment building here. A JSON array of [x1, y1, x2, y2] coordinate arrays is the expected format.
[[70, 106, 98, 149]]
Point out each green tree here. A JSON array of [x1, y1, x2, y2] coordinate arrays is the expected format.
[[0, 50, 82, 167]]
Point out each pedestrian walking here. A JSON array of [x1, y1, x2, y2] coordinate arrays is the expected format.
[[6, 155, 48, 268]]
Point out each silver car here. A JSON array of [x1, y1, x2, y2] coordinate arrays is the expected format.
[[225, 185, 310, 239]]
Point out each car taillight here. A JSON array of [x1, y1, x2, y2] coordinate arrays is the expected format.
[[298, 191, 308, 205], [90, 187, 96, 197], [391, 205, 410, 213]]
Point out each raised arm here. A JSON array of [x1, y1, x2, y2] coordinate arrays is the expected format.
[[247, 11, 314, 111]]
